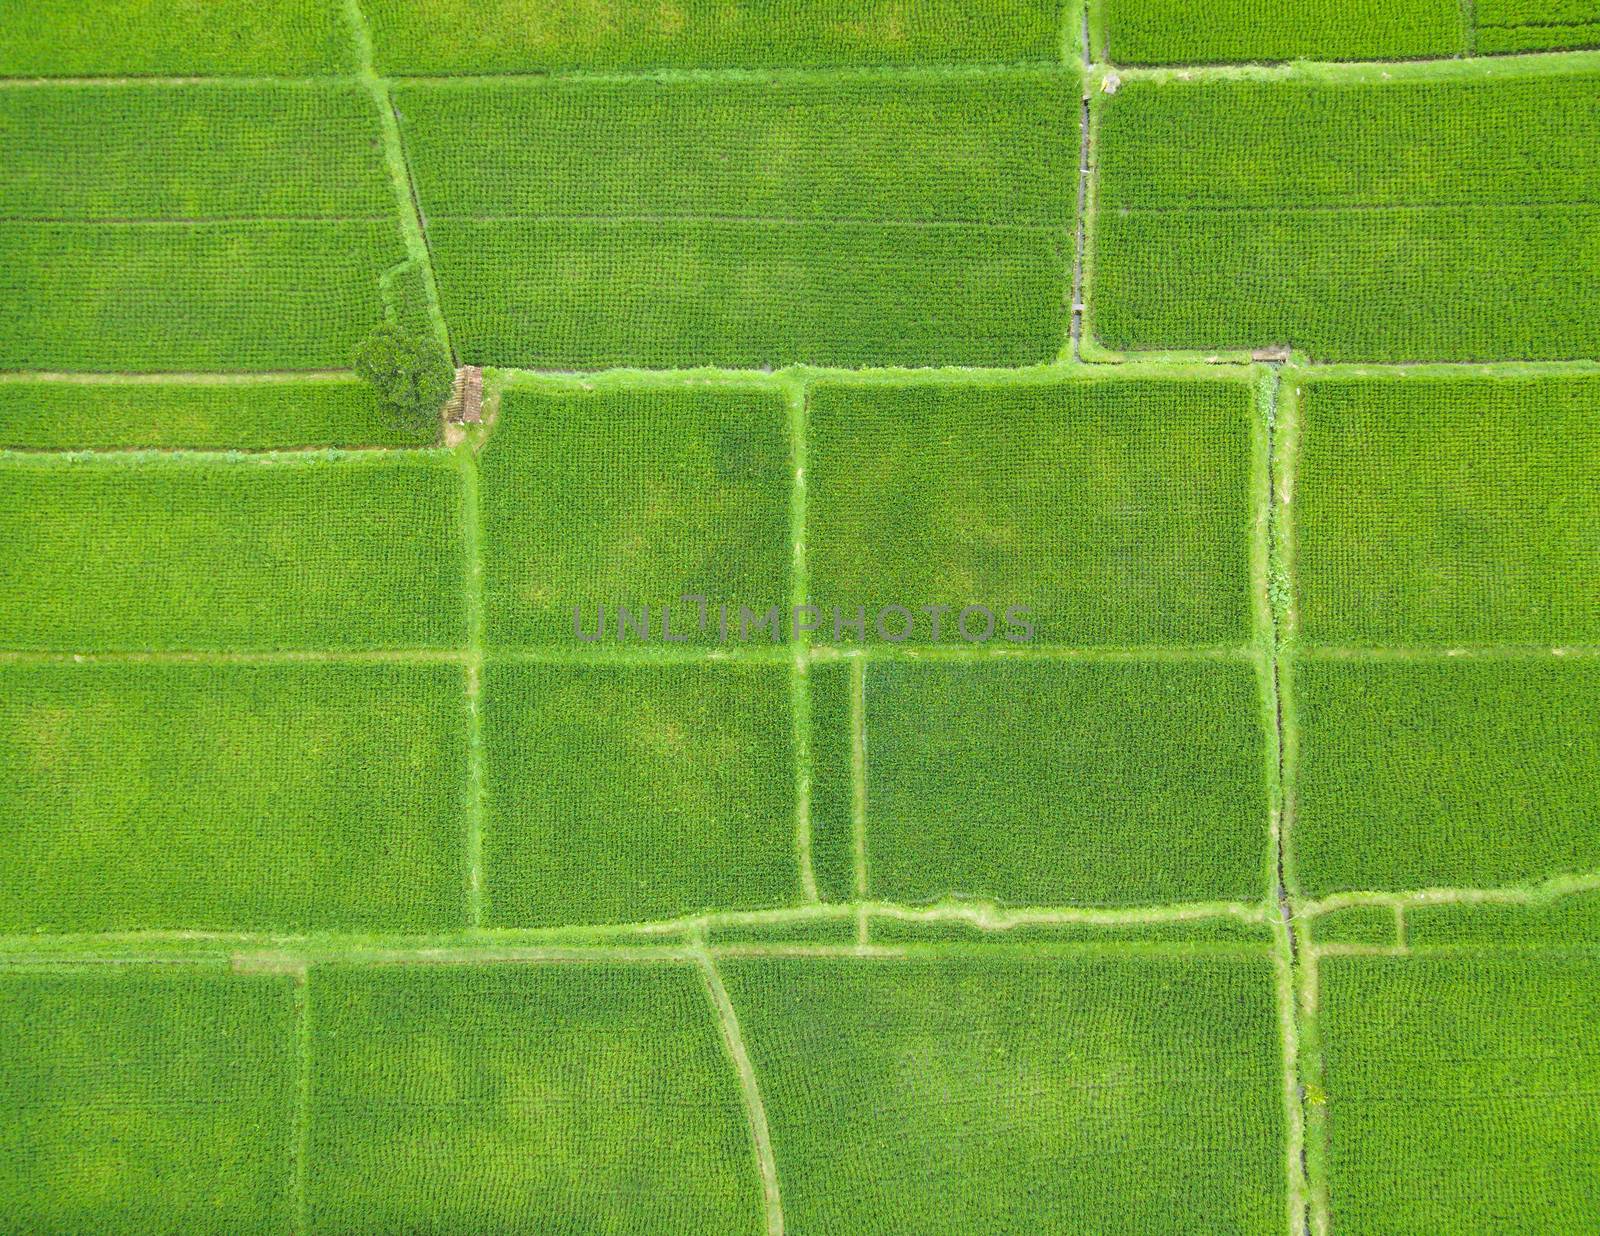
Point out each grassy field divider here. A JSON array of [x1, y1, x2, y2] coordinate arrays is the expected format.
[[1300, 868, 1600, 917], [1068, 0, 1092, 361], [458, 442, 486, 928], [850, 655, 869, 945], [341, 0, 452, 362], [694, 948, 785, 1236], [784, 376, 819, 904], [293, 972, 312, 1236]]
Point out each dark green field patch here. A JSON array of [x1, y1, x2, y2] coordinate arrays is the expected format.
[[1305, 904, 1400, 948], [1319, 953, 1600, 1230], [481, 662, 798, 927], [0, 453, 467, 651], [1403, 890, 1600, 946], [0, 378, 431, 450], [806, 372, 1256, 646], [1475, 0, 1600, 52], [1099, 0, 1464, 63], [0, 662, 469, 933], [0, 0, 354, 76], [367, 0, 1062, 72], [481, 383, 790, 649], [1093, 67, 1600, 360], [1290, 657, 1600, 896], [0, 966, 296, 1232], [1292, 371, 1600, 645], [721, 953, 1286, 1234], [806, 660, 858, 903], [858, 659, 1270, 907], [396, 71, 1075, 368], [308, 962, 764, 1233]]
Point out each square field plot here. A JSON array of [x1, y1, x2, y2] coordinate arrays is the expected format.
[[0, 661, 470, 933], [0, 966, 297, 1233], [481, 383, 791, 649], [366, 0, 1063, 72], [308, 962, 764, 1233], [0, 377, 432, 450], [0, 82, 407, 370], [817, 658, 1271, 907], [1092, 64, 1600, 361], [1096, 0, 1465, 64], [806, 371, 1258, 647], [1289, 656, 1600, 897], [1318, 953, 1600, 1230], [720, 953, 1287, 1234], [0, 453, 467, 652], [482, 661, 798, 927], [394, 71, 1076, 368], [0, 0, 354, 76], [1289, 371, 1600, 646]]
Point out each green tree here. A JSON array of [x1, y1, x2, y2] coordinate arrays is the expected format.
[[352, 323, 453, 429]]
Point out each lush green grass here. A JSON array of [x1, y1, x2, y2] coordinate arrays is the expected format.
[[868, 915, 1272, 944], [1477, 21, 1600, 51], [806, 661, 858, 903], [396, 70, 1075, 367], [1319, 953, 1600, 1230], [0, 966, 297, 1232], [806, 372, 1256, 646], [1290, 657, 1600, 896], [0, 220, 410, 370], [1099, 0, 1463, 63], [0, 0, 354, 76], [1476, 0, 1600, 53], [0, 84, 391, 221], [0, 453, 467, 651], [481, 662, 798, 926], [1404, 890, 1600, 946], [367, 0, 1064, 72], [1093, 66, 1600, 360], [721, 953, 1286, 1233], [1305, 904, 1400, 947], [0, 378, 432, 449], [1292, 371, 1600, 645], [853, 659, 1270, 906], [0, 662, 469, 932], [308, 962, 764, 1233], [481, 383, 791, 649]]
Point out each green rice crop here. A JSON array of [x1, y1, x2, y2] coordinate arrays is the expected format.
[[805, 661, 858, 903], [0, 378, 432, 449], [806, 371, 1257, 647], [0, 966, 297, 1232], [1404, 890, 1600, 946], [1098, 0, 1464, 63], [0, 0, 354, 76], [0, 453, 467, 651], [0, 661, 469, 933], [720, 953, 1285, 1233], [1289, 657, 1600, 896], [856, 659, 1270, 906], [1302, 904, 1400, 947], [366, 0, 1064, 72], [394, 70, 1075, 367], [481, 383, 791, 649], [1093, 64, 1600, 360], [1476, 0, 1600, 53], [1318, 953, 1600, 1229], [866, 915, 1272, 944], [1291, 371, 1600, 645], [481, 662, 798, 927], [307, 961, 763, 1232]]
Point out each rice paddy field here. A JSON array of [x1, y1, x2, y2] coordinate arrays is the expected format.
[[1, 1, 1597, 1232]]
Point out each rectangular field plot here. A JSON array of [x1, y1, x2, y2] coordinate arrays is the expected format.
[[0, 82, 406, 370], [1318, 953, 1600, 1231], [1097, 0, 1464, 64], [0, 662, 469, 933], [806, 371, 1257, 647], [1290, 371, 1600, 647], [0, 966, 297, 1233], [0, 0, 353, 76], [481, 662, 798, 926], [720, 953, 1286, 1234], [395, 71, 1075, 368], [482, 383, 791, 649], [1289, 657, 1600, 897], [1092, 64, 1600, 360], [838, 659, 1270, 907], [367, 0, 1063, 72], [307, 962, 764, 1233], [0, 453, 467, 651], [1476, 0, 1600, 53], [0, 377, 432, 450]]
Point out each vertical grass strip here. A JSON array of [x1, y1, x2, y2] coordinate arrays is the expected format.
[[293, 971, 312, 1236], [1068, 2, 1092, 361], [458, 444, 486, 929], [786, 377, 819, 904], [850, 655, 869, 945], [341, 0, 453, 361]]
